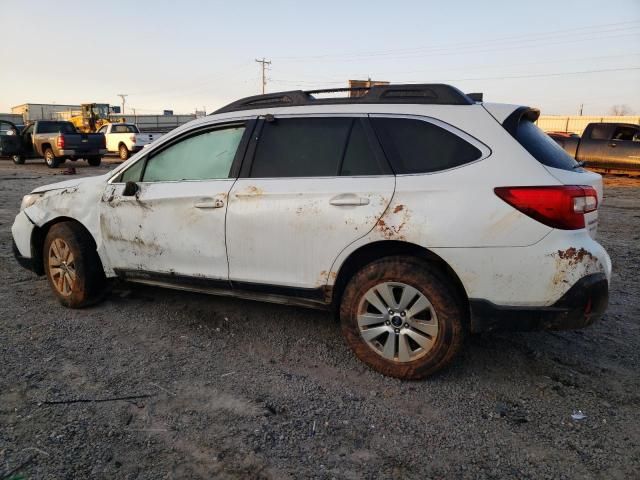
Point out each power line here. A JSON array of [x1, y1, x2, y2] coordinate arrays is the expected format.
[[255, 58, 272, 94], [273, 20, 640, 62]]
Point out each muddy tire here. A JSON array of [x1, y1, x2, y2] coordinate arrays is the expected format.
[[340, 256, 465, 379], [87, 156, 102, 166], [118, 144, 130, 160], [43, 222, 107, 308], [44, 148, 61, 168], [12, 154, 25, 165]]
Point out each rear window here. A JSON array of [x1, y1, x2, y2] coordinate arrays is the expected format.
[[515, 120, 579, 171], [38, 122, 77, 134], [371, 118, 482, 174], [112, 124, 139, 134]]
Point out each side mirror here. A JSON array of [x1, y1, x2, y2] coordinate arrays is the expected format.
[[122, 181, 139, 197]]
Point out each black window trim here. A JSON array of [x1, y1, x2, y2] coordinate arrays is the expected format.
[[109, 119, 257, 184], [368, 113, 492, 176], [238, 113, 393, 179]]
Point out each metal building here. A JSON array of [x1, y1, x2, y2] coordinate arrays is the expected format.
[[11, 103, 81, 122]]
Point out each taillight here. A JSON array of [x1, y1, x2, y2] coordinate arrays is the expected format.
[[494, 186, 598, 230], [56, 135, 65, 149]]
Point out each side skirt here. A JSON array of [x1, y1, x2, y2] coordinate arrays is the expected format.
[[114, 269, 332, 311]]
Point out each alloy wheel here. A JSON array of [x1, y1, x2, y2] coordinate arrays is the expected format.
[[48, 238, 76, 296], [357, 282, 439, 363]]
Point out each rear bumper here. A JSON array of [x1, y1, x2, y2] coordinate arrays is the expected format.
[[469, 273, 608, 333], [59, 149, 107, 156]]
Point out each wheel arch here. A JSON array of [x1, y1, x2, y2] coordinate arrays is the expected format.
[[30, 216, 99, 275], [331, 240, 469, 315], [40, 143, 52, 156]]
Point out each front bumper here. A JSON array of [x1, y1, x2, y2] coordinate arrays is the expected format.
[[469, 273, 608, 333], [12, 239, 36, 272]]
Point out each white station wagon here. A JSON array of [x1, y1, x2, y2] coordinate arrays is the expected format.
[[12, 84, 611, 379]]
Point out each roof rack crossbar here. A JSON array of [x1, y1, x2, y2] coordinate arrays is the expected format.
[[212, 83, 475, 114]]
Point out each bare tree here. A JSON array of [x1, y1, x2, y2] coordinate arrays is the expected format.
[[609, 104, 633, 116]]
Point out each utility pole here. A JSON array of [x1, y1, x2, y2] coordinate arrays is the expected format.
[[578, 103, 584, 116], [255, 58, 271, 94], [117, 94, 128, 115]]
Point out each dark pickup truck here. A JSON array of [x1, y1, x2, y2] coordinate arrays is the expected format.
[[549, 122, 640, 174], [9, 120, 107, 168]]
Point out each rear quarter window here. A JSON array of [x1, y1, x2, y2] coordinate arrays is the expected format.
[[371, 117, 482, 174], [515, 120, 579, 171]]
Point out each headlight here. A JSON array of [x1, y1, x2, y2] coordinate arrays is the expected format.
[[20, 193, 44, 211]]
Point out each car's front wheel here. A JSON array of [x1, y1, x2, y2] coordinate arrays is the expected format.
[[43, 222, 107, 308], [340, 256, 465, 379], [12, 154, 25, 165], [87, 156, 102, 166]]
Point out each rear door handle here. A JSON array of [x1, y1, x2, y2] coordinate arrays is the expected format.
[[194, 198, 224, 209], [608, 142, 617, 147], [329, 194, 370, 206]]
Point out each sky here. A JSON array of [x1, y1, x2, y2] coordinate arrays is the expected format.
[[0, 0, 638, 116]]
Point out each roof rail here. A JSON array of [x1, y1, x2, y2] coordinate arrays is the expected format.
[[212, 84, 475, 114]]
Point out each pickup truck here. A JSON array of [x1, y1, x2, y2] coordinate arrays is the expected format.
[[12, 120, 107, 168], [548, 122, 640, 174], [97, 123, 162, 160]]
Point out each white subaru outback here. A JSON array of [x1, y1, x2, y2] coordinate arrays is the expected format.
[[12, 84, 611, 379]]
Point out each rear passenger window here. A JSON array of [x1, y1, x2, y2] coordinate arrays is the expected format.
[[371, 118, 482, 174], [249, 117, 390, 178], [340, 120, 389, 176], [250, 118, 350, 178]]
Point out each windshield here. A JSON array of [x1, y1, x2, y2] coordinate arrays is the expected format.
[[515, 120, 580, 171], [93, 104, 110, 118]]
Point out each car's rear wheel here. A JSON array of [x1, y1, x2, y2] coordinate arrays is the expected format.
[[119, 144, 130, 160], [43, 148, 61, 168], [340, 256, 465, 379], [87, 156, 102, 166], [43, 222, 107, 308], [12, 154, 25, 165]]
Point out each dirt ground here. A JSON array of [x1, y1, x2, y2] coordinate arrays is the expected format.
[[1, 158, 638, 479]]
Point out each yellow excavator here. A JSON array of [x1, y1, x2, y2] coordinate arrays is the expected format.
[[69, 103, 124, 133]]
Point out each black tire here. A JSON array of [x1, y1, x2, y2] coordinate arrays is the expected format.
[[340, 256, 466, 379], [43, 148, 61, 168], [43, 222, 107, 308], [118, 144, 130, 160], [87, 156, 102, 166], [12, 154, 25, 165]]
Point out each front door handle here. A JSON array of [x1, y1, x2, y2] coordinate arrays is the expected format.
[[329, 194, 370, 206], [608, 142, 617, 148], [194, 198, 225, 209]]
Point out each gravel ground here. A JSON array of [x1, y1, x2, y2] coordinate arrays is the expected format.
[[1, 159, 639, 479]]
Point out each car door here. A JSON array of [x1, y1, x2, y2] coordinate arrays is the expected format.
[[20, 123, 35, 158], [605, 126, 640, 171], [225, 115, 395, 292], [99, 120, 255, 282], [0, 121, 22, 156]]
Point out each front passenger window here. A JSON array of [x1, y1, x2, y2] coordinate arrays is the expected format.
[[142, 125, 245, 182]]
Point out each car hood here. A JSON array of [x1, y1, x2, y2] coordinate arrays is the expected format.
[[31, 173, 109, 194]]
